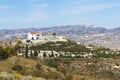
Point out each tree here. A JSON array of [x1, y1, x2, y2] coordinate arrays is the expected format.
[[52, 32, 56, 36], [43, 52, 47, 57], [25, 45, 28, 58], [51, 50, 54, 57], [0, 47, 8, 60], [30, 50, 33, 57], [34, 50, 38, 57]]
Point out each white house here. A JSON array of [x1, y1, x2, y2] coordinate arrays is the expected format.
[[28, 32, 42, 40]]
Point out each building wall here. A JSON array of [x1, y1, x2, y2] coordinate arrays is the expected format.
[[28, 32, 42, 40]]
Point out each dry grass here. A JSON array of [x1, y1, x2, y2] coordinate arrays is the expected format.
[[17, 57, 37, 67], [0, 56, 37, 72], [0, 61, 13, 72]]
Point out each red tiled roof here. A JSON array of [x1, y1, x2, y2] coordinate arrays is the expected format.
[[29, 32, 41, 34]]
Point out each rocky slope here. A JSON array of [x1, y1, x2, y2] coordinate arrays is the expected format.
[[0, 25, 120, 49], [0, 56, 120, 80]]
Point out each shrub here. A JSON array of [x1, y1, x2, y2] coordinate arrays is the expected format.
[[0, 76, 6, 80], [12, 65, 22, 71], [36, 63, 41, 70], [33, 70, 41, 77], [65, 74, 73, 80], [0, 47, 8, 60], [115, 63, 119, 66], [107, 71, 114, 76], [57, 67, 67, 75], [44, 72, 60, 79], [46, 59, 58, 68]]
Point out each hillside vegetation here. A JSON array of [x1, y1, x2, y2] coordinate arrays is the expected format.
[[0, 39, 120, 79], [0, 56, 120, 80]]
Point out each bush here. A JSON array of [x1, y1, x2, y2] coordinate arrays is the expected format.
[[107, 71, 114, 76], [33, 70, 41, 77], [12, 65, 22, 71], [0, 76, 6, 80], [65, 74, 73, 80], [44, 72, 60, 79], [57, 67, 67, 75], [46, 59, 58, 68], [36, 63, 41, 70], [4, 47, 16, 56], [0, 47, 8, 60]]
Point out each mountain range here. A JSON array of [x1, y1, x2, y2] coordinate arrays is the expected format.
[[0, 25, 120, 49]]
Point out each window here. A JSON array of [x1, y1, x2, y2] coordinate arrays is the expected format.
[[32, 37, 34, 40], [37, 37, 39, 40], [37, 34, 39, 36]]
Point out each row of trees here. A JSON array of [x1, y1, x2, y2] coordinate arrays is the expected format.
[[19, 40, 92, 58], [29, 41, 91, 54], [17, 40, 120, 59], [24, 45, 55, 58], [25, 45, 38, 58]]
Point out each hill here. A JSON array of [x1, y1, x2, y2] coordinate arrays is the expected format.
[[0, 25, 120, 49], [0, 35, 120, 79], [0, 56, 120, 80]]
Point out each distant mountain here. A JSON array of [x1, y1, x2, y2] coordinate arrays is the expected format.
[[107, 27, 120, 34], [0, 25, 120, 49], [43, 25, 107, 35]]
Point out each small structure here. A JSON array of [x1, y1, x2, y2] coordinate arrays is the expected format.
[[28, 32, 42, 40]]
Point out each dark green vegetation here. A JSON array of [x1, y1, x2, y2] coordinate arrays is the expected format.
[[30, 40, 91, 52], [25, 45, 28, 58], [1, 39, 120, 59], [0, 46, 16, 60], [24, 40, 120, 59], [93, 47, 120, 58], [46, 59, 59, 68]]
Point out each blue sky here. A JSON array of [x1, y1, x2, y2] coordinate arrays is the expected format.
[[0, 0, 120, 29]]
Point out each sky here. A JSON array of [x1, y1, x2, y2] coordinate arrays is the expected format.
[[0, 0, 120, 29]]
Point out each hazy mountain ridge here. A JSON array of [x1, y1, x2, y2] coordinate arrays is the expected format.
[[0, 25, 120, 49]]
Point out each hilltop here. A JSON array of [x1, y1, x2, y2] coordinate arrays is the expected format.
[[0, 24, 120, 49]]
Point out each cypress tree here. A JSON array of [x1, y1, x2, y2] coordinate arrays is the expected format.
[[34, 50, 38, 57], [51, 50, 54, 57], [25, 45, 28, 58], [43, 52, 47, 57], [30, 50, 33, 57]]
